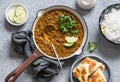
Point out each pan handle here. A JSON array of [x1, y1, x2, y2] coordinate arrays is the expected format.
[[5, 49, 43, 82]]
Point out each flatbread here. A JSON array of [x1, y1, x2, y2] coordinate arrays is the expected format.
[[81, 57, 102, 75], [88, 68, 106, 82], [73, 63, 89, 82], [99, 65, 105, 72], [73, 57, 106, 82]]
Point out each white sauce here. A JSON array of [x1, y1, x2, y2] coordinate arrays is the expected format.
[[81, 0, 94, 5], [77, 0, 97, 10]]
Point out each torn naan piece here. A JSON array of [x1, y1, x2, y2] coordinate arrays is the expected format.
[[73, 57, 106, 82], [88, 68, 106, 82], [81, 57, 103, 75], [73, 63, 89, 82], [99, 64, 105, 72]]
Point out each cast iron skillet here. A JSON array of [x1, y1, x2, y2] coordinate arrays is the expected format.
[[99, 4, 120, 45], [5, 5, 88, 82]]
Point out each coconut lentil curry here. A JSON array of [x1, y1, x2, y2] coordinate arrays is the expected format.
[[34, 9, 84, 58]]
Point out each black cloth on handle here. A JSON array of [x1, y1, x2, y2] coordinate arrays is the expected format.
[[11, 30, 63, 82]]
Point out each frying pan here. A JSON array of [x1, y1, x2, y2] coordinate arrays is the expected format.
[[5, 5, 88, 82]]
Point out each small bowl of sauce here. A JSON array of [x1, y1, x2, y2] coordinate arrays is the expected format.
[[77, 0, 97, 10]]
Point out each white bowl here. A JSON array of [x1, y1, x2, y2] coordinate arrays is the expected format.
[[5, 3, 29, 26], [32, 5, 88, 60]]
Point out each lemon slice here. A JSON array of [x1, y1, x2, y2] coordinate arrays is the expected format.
[[65, 36, 78, 43], [101, 25, 105, 34], [15, 6, 26, 17], [14, 6, 26, 23], [64, 42, 74, 47], [8, 9, 15, 22], [14, 15, 25, 24]]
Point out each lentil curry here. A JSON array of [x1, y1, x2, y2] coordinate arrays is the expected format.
[[34, 9, 84, 58]]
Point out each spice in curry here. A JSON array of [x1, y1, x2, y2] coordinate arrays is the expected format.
[[34, 9, 84, 58]]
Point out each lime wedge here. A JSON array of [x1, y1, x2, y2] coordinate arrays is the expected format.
[[65, 36, 78, 43], [14, 15, 25, 24], [15, 6, 26, 17], [101, 25, 105, 34], [14, 6, 26, 23], [64, 42, 74, 47], [8, 9, 15, 22]]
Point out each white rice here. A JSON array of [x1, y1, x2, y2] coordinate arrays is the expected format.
[[102, 9, 120, 43]]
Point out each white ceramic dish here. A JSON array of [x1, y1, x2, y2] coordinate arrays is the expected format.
[[5, 3, 29, 26], [32, 5, 88, 60], [70, 55, 112, 82]]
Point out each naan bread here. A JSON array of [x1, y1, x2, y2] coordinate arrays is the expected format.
[[99, 65, 105, 72], [81, 57, 102, 75], [88, 68, 106, 82], [73, 63, 89, 82], [73, 57, 106, 82]]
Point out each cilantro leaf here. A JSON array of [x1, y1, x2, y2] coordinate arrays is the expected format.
[[88, 42, 97, 52], [59, 14, 78, 35], [59, 25, 65, 31], [70, 30, 79, 36], [62, 27, 69, 33]]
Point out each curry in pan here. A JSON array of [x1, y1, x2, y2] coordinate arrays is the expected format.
[[34, 9, 84, 58]]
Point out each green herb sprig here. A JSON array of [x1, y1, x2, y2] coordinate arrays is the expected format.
[[88, 41, 97, 52], [59, 14, 78, 36]]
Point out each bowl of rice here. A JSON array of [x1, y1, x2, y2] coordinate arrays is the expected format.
[[99, 4, 120, 44]]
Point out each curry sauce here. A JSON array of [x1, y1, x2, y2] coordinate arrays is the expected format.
[[34, 9, 84, 58]]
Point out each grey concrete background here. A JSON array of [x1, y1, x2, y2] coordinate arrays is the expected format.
[[0, 0, 120, 82]]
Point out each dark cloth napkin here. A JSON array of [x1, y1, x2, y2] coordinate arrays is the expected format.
[[11, 30, 63, 82]]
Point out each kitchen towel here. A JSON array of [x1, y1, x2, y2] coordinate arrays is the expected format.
[[11, 30, 64, 82]]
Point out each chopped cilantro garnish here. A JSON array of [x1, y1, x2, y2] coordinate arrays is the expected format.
[[70, 30, 79, 36], [59, 14, 78, 36]]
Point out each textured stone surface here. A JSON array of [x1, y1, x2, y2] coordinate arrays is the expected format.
[[0, 0, 120, 82]]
